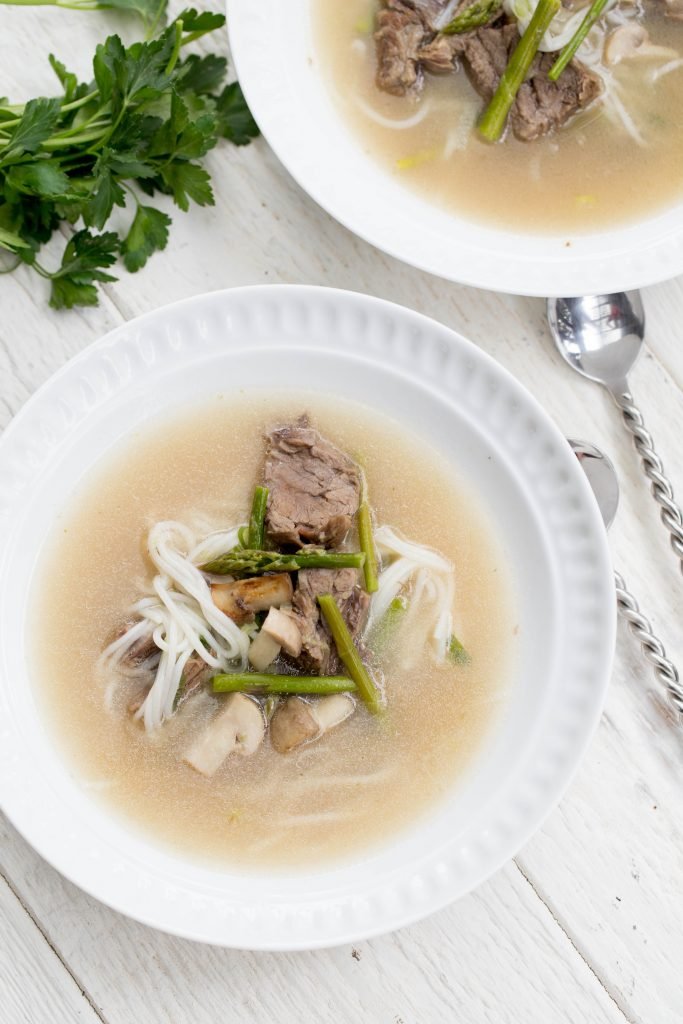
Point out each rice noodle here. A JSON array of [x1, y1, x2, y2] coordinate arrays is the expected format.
[[369, 526, 457, 663], [651, 58, 683, 83], [100, 520, 249, 732], [354, 95, 432, 130], [443, 105, 478, 158], [432, 0, 460, 30], [505, 0, 616, 53], [600, 78, 646, 146]]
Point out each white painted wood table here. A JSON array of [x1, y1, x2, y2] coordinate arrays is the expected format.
[[2, 8, 683, 1023]]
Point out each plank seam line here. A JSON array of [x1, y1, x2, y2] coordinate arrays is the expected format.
[[0, 866, 108, 1024], [513, 860, 637, 1024]]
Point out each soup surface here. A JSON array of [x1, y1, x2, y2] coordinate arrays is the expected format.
[[314, 0, 683, 233], [31, 394, 514, 870]]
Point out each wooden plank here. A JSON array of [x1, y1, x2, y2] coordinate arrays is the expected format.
[[0, 872, 104, 1024], [0, 815, 626, 1024]]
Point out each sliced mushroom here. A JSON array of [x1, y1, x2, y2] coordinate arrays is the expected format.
[[248, 628, 281, 671], [183, 693, 265, 776], [604, 25, 677, 65], [270, 694, 355, 754], [261, 607, 303, 658], [211, 573, 293, 624]]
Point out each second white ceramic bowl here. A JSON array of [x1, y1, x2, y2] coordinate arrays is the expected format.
[[228, 1, 683, 296]]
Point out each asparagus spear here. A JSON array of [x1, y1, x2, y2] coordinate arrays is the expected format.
[[247, 486, 269, 550], [372, 595, 408, 655], [478, 0, 561, 143], [201, 549, 366, 577], [237, 525, 249, 548], [548, 0, 610, 81], [212, 673, 356, 695], [318, 594, 383, 715], [358, 501, 379, 593], [442, 0, 503, 35]]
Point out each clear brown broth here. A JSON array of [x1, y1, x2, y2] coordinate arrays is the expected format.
[[30, 394, 514, 870], [314, 1, 683, 233]]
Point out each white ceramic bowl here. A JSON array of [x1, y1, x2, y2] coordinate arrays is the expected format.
[[228, 1, 683, 296], [0, 286, 614, 948]]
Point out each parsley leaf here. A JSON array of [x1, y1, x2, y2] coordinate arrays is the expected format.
[[161, 162, 213, 211], [0, 98, 62, 164], [121, 203, 170, 271], [48, 229, 119, 309], [215, 82, 259, 146]]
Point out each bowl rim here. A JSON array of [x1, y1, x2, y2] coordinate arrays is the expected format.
[[0, 284, 616, 948], [227, 0, 683, 297]]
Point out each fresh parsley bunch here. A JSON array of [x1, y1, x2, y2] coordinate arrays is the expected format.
[[0, 8, 259, 308]]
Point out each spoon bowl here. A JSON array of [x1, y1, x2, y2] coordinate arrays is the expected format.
[[568, 440, 619, 531], [548, 292, 645, 392]]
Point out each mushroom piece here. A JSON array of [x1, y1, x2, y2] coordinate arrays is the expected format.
[[248, 628, 281, 671], [183, 694, 265, 776], [260, 607, 303, 658], [604, 25, 678, 65], [211, 573, 293, 624], [270, 694, 355, 754]]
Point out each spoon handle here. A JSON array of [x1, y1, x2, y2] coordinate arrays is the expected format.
[[614, 569, 683, 720], [611, 388, 683, 573]]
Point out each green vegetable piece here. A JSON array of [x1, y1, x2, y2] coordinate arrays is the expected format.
[[247, 486, 269, 550], [0, 5, 257, 307], [372, 595, 408, 655], [212, 674, 356, 696], [202, 549, 366, 577], [48, 229, 119, 309], [121, 203, 171, 271], [448, 634, 471, 666], [237, 525, 249, 549], [358, 501, 379, 593], [318, 594, 383, 715], [548, 0, 610, 81], [478, 0, 561, 143], [215, 82, 260, 146], [442, 0, 503, 35]]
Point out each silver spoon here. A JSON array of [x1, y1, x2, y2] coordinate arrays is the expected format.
[[549, 293, 683, 576], [570, 439, 683, 722]]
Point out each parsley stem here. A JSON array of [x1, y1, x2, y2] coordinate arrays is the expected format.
[[165, 19, 183, 75], [43, 126, 109, 150]]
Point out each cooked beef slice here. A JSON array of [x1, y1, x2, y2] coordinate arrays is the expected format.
[[376, 0, 503, 91], [375, 0, 461, 94], [455, 24, 602, 141], [375, 4, 601, 139], [264, 423, 361, 549], [288, 568, 370, 675], [663, 0, 683, 19], [375, 3, 430, 94]]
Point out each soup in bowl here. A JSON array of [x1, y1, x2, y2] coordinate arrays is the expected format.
[[0, 286, 614, 947], [229, 2, 683, 294]]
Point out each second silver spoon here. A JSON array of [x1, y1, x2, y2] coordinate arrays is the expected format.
[[571, 439, 683, 722]]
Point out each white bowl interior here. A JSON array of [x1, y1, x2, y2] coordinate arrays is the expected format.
[[228, 0, 683, 295], [0, 286, 614, 947]]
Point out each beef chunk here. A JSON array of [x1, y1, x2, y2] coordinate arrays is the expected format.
[[264, 422, 361, 549], [374, 0, 457, 94], [375, 4, 429, 95], [457, 24, 602, 141], [663, 0, 683, 19], [288, 568, 370, 675]]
